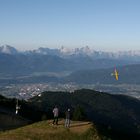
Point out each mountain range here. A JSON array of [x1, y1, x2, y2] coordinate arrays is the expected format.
[[0, 44, 140, 85], [1, 44, 140, 60]]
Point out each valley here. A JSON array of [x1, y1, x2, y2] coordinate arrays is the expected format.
[[0, 83, 140, 100]]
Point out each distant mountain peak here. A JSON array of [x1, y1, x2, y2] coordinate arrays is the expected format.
[[0, 44, 18, 54], [59, 46, 96, 56]]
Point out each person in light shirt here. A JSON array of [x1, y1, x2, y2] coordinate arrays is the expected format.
[[52, 106, 59, 125]]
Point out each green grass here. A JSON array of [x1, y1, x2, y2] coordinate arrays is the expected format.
[[0, 120, 101, 140]]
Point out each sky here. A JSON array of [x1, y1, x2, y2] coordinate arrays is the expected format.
[[0, 0, 140, 51]]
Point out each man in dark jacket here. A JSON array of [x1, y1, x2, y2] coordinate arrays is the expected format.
[[65, 108, 70, 128]]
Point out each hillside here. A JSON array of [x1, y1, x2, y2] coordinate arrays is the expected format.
[[1, 62, 140, 85], [65, 64, 140, 84], [29, 89, 140, 139], [0, 120, 101, 140], [0, 53, 131, 76], [0, 95, 30, 130], [0, 89, 140, 139]]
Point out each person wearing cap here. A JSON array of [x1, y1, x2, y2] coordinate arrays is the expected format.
[[65, 108, 71, 128]]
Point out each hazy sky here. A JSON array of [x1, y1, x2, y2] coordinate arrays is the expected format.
[[0, 0, 140, 51]]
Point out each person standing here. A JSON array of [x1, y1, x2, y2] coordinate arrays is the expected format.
[[53, 106, 59, 125], [65, 108, 70, 128]]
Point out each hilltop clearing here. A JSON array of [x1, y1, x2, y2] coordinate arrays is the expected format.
[[0, 120, 101, 140]]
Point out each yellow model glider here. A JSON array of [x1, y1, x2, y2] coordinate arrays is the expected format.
[[111, 68, 119, 80]]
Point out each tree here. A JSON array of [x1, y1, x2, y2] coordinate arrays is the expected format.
[[72, 105, 86, 121]]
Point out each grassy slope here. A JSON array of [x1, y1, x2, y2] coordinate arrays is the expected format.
[[0, 120, 101, 140]]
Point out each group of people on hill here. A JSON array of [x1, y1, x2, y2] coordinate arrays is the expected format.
[[52, 106, 70, 128]]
